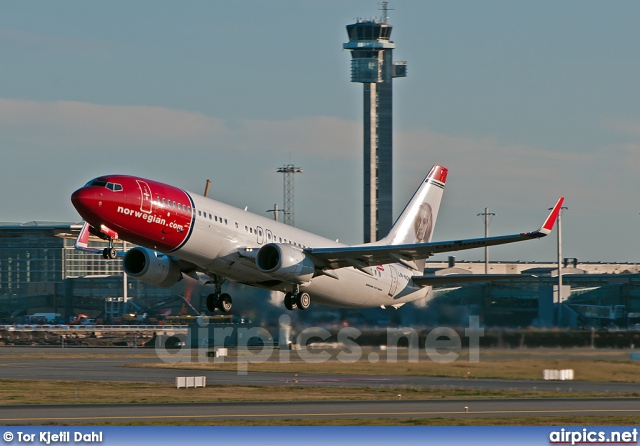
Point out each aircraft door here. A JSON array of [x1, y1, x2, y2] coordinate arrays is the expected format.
[[256, 226, 264, 245], [388, 265, 399, 297], [136, 180, 153, 213]]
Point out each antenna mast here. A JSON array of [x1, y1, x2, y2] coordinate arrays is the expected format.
[[277, 164, 303, 226], [379, 1, 392, 23]]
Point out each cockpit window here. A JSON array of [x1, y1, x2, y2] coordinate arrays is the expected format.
[[84, 180, 122, 191], [85, 180, 108, 188], [106, 183, 123, 191]]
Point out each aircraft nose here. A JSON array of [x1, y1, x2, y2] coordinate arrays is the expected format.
[[71, 187, 102, 216]]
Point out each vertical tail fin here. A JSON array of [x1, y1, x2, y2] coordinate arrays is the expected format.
[[379, 165, 448, 246]]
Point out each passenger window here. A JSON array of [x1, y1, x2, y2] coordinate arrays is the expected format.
[[235, 222, 238, 228], [187, 206, 191, 213], [215, 216, 218, 222], [162, 198, 166, 205], [198, 210, 202, 217], [224, 219, 227, 224]]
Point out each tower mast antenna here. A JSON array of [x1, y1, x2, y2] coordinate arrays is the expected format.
[[379, 1, 393, 23]]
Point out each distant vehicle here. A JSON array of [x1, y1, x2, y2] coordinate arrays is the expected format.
[[71, 165, 563, 312], [29, 313, 61, 324], [69, 314, 89, 325]]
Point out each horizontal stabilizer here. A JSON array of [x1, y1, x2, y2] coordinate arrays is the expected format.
[[412, 274, 535, 287]]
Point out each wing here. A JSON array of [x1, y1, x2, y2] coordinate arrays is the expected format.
[[308, 197, 564, 271]]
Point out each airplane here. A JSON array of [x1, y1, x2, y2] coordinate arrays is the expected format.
[[70, 165, 564, 313]]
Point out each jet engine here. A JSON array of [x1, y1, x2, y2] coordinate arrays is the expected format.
[[255, 243, 315, 283], [123, 247, 183, 287]]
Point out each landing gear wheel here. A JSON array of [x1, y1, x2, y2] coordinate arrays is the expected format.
[[218, 293, 232, 313], [104, 248, 116, 259], [102, 247, 117, 259], [206, 294, 217, 312], [284, 292, 297, 311], [296, 292, 311, 311]]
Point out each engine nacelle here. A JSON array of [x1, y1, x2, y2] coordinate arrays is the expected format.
[[123, 247, 182, 287], [255, 243, 315, 284]]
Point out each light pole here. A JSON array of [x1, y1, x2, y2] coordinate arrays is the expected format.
[[477, 208, 495, 274], [277, 165, 303, 226], [552, 205, 569, 326], [267, 204, 288, 222]]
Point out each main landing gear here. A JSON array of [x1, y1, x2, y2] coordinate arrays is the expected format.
[[206, 293, 232, 313], [284, 285, 311, 311], [206, 275, 233, 313]]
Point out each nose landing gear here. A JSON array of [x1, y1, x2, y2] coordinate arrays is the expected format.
[[102, 246, 117, 260]]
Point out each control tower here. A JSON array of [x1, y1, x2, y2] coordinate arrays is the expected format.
[[344, 4, 407, 243]]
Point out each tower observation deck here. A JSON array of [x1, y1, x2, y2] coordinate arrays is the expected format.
[[344, 12, 407, 243]]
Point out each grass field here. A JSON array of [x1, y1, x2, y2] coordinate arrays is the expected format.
[[1, 379, 635, 406], [93, 416, 640, 426], [135, 347, 640, 383]]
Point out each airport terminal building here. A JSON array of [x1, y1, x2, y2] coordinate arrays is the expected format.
[[1, 221, 639, 328], [0, 222, 176, 322]]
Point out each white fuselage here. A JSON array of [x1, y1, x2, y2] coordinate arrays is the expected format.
[[175, 192, 429, 308]]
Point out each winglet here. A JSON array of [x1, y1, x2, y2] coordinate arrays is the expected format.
[[74, 221, 126, 257], [75, 222, 92, 250], [74, 222, 102, 254], [536, 197, 565, 236]]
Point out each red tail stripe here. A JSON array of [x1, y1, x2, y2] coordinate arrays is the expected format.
[[428, 165, 448, 184]]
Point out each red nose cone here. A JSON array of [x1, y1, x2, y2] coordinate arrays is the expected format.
[[71, 187, 88, 212], [71, 187, 102, 222]]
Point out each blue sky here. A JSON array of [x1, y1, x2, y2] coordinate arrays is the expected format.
[[2, 1, 640, 262]]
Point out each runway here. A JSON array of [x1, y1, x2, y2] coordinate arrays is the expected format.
[[0, 398, 639, 424], [0, 347, 638, 394], [1, 346, 639, 424]]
